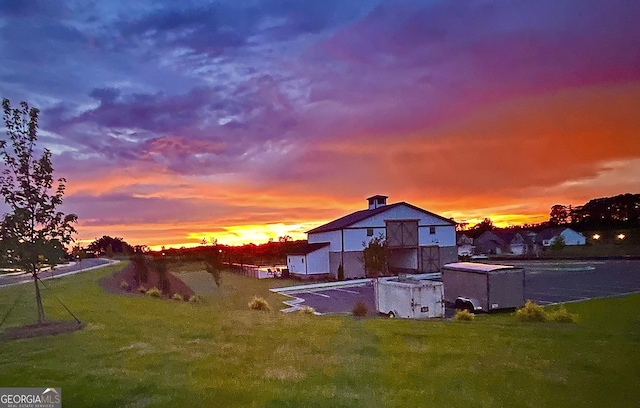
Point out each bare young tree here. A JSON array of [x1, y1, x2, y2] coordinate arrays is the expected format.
[[0, 98, 78, 323]]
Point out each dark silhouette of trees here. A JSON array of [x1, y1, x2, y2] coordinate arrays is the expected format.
[[0, 98, 77, 323], [549, 194, 640, 230], [549, 204, 570, 226], [87, 235, 133, 255]]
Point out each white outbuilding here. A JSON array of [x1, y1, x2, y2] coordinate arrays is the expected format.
[[287, 195, 457, 279]]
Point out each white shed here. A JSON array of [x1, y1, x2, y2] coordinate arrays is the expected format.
[[286, 243, 330, 278]]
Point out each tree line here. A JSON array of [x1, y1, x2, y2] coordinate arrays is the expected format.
[[549, 193, 640, 230]]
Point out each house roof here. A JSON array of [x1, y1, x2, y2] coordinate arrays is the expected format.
[[307, 202, 456, 234], [534, 227, 566, 242], [287, 242, 329, 255]]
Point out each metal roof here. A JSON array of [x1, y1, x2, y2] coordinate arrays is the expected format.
[[287, 242, 329, 255], [307, 202, 456, 234], [443, 262, 521, 273]]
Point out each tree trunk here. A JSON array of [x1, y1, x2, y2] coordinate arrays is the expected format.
[[33, 268, 45, 323]]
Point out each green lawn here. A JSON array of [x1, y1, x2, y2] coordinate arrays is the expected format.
[[1, 262, 639, 407]]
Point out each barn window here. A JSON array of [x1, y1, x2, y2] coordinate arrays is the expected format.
[[430, 226, 436, 235], [367, 228, 374, 236]]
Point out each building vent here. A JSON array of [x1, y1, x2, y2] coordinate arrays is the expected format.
[[367, 195, 388, 210]]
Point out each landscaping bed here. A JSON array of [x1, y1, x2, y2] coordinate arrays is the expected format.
[[99, 263, 195, 300]]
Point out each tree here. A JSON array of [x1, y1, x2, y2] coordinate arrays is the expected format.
[[362, 234, 387, 278], [549, 204, 569, 226], [87, 235, 133, 255], [203, 251, 222, 287], [0, 98, 77, 323], [470, 218, 494, 235], [551, 234, 566, 251]]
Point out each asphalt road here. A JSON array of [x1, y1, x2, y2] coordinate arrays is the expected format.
[[280, 259, 640, 315], [0, 258, 113, 287]]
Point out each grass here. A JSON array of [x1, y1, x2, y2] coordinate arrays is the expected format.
[[1, 262, 639, 407]]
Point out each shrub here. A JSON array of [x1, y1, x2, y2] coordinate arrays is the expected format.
[[297, 306, 316, 315], [130, 252, 149, 284], [188, 295, 203, 303], [454, 309, 475, 321], [152, 256, 171, 294], [547, 305, 578, 323], [146, 287, 162, 298], [515, 300, 548, 322], [120, 280, 130, 290], [352, 301, 368, 317], [248, 296, 271, 311], [337, 264, 344, 281], [171, 293, 184, 301], [137, 286, 147, 294]]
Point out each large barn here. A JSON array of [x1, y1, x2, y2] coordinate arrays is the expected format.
[[287, 195, 457, 279]]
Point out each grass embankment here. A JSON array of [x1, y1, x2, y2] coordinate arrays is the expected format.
[[1, 262, 639, 407]]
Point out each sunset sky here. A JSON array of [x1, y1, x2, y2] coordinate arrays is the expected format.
[[1, 0, 639, 249]]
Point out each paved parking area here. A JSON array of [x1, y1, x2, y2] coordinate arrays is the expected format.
[[278, 259, 640, 315]]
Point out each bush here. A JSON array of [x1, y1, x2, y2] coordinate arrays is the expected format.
[[171, 293, 184, 301], [337, 264, 344, 281], [454, 309, 475, 321], [188, 295, 202, 303], [146, 287, 162, 298], [515, 300, 548, 322], [352, 301, 368, 317], [130, 252, 149, 284], [137, 286, 147, 293], [515, 301, 579, 323], [152, 256, 171, 294], [248, 296, 271, 311], [120, 280, 130, 290], [547, 305, 578, 323], [297, 306, 316, 315]]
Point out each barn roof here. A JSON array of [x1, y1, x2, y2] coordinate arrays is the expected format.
[[307, 202, 455, 234]]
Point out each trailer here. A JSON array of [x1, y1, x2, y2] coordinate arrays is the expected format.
[[374, 276, 444, 319], [442, 262, 525, 312]]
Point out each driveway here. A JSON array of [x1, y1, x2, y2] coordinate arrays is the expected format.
[[276, 259, 640, 315], [0, 258, 116, 287]]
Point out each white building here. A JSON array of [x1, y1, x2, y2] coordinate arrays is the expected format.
[[536, 227, 587, 247], [287, 195, 457, 279]]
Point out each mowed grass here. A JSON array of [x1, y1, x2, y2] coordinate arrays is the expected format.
[[0, 262, 639, 407]]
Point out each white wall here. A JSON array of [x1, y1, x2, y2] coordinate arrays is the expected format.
[[306, 246, 330, 274], [287, 255, 306, 275], [418, 225, 456, 246], [287, 247, 330, 275], [308, 230, 342, 251], [343, 227, 386, 251]]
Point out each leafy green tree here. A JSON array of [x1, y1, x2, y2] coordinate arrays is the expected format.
[[0, 98, 77, 323], [362, 234, 387, 278]]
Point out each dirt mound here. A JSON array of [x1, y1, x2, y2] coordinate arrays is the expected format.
[[100, 263, 196, 300], [2, 320, 83, 340]]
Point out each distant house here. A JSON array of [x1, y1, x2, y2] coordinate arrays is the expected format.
[[474, 231, 506, 255], [536, 227, 586, 247], [475, 230, 538, 255], [287, 195, 457, 279], [456, 232, 475, 256]]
